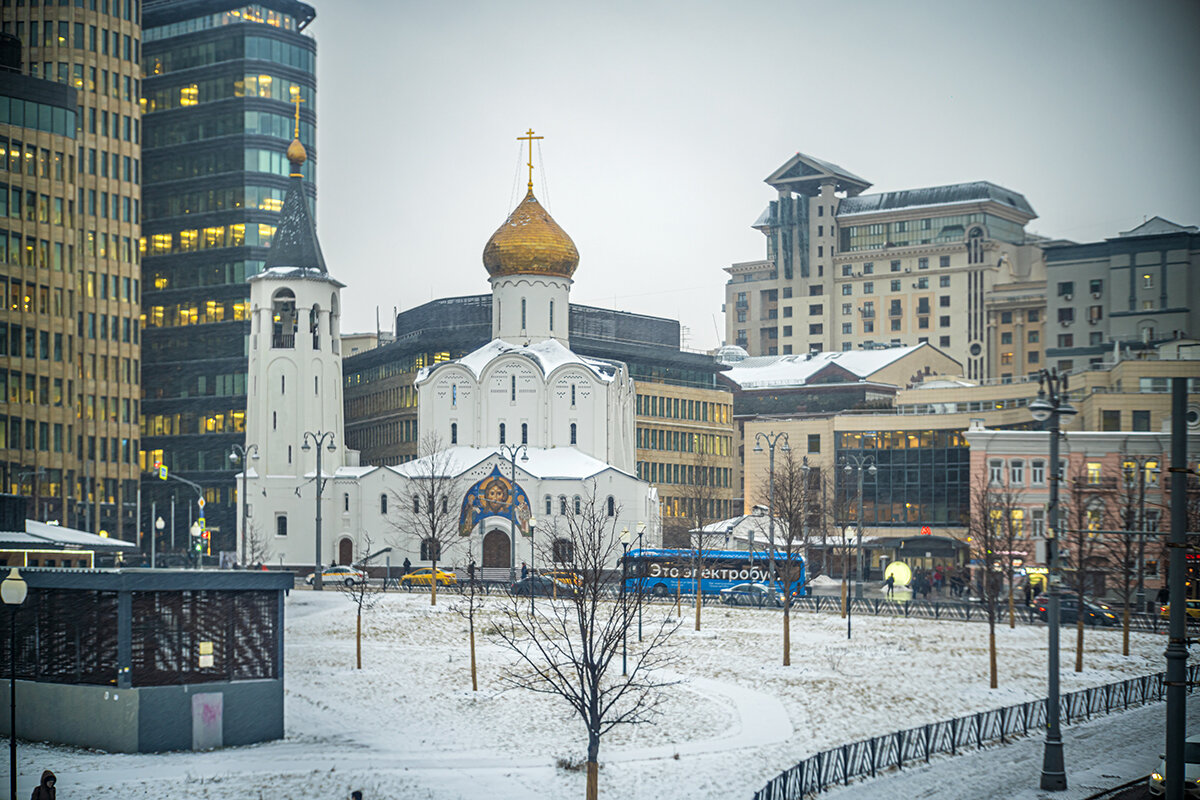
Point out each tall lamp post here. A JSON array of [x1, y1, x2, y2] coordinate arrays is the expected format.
[[154, 517, 165, 568], [620, 527, 631, 676], [528, 517, 537, 613], [229, 443, 260, 568], [842, 454, 877, 599], [302, 431, 336, 591], [498, 443, 529, 583], [754, 431, 789, 593], [1029, 367, 1076, 792], [3, 567, 28, 800]]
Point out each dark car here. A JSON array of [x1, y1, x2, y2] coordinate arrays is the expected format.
[[511, 575, 575, 598], [1032, 594, 1119, 626], [719, 583, 782, 607]]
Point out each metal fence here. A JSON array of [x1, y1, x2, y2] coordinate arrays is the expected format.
[[753, 664, 1198, 800]]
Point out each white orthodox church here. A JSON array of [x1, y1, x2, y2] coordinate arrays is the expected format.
[[237, 135, 659, 578]]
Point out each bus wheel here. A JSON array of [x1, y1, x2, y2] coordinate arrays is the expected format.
[[652, 584, 668, 598]]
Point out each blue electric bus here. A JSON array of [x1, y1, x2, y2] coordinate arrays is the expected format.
[[623, 548, 806, 598]]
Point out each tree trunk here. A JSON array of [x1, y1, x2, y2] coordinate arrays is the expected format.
[[1075, 615, 1084, 672], [783, 602, 791, 666], [469, 610, 478, 692], [694, 571, 702, 632], [431, 557, 438, 606], [674, 579, 680, 618], [1007, 580, 1016, 629], [988, 628, 997, 689], [356, 610, 362, 669], [840, 579, 848, 619], [1122, 604, 1130, 657], [586, 732, 600, 800]]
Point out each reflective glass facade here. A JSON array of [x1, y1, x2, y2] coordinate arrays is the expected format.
[[836, 429, 971, 528], [139, 0, 316, 556], [841, 213, 1027, 252]]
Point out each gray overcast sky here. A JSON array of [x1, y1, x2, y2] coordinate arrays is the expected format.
[[310, 0, 1200, 352]]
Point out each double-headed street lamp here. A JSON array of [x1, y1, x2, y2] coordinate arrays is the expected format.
[[229, 443, 260, 568], [842, 454, 877, 600], [498, 443, 529, 584], [1029, 367, 1077, 792], [620, 527, 631, 676], [636, 521, 645, 642], [3, 567, 28, 800], [302, 431, 336, 591], [754, 431, 789, 593], [1120, 455, 1160, 612]]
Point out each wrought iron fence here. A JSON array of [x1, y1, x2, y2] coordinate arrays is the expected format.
[[753, 665, 1198, 800]]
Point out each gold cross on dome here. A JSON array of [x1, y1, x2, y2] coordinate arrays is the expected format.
[[517, 128, 543, 192], [290, 90, 305, 139]]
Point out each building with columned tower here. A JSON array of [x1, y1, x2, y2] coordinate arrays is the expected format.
[[238, 135, 658, 576]]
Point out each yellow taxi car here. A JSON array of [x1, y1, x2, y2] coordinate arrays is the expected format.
[[1159, 599, 1200, 619], [399, 567, 457, 587], [541, 570, 582, 588]]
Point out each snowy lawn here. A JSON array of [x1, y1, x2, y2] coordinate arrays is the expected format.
[[15, 589, 1173, 799]]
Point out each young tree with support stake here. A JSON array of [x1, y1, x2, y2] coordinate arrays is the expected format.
[[1060, 465, 1113, 672], [763, 448, 818, 666], [491, 484, 679, 800], [963, 472, 1007, 689], [681, 448, 723, 632], [1106, 454, 1162, 656], [389, 435, 464, 607], [338, 532, 379, 669]]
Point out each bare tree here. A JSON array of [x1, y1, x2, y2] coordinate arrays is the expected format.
[[389, 434, 464, 606], [243, 519, 272, 568], [762, 448, 816, 666], [339, 533, 380, 669], [985, 477, 1028, 629], [1060, 465, 1113, 672], [491, 483, 680, 800], [1104, 456, 1158, 655], [454, 564, 486, 691], [681, 449, 724, 632], [962, 473, 1007, 689]]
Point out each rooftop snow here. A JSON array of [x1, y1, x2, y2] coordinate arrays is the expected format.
[[419, 338, 617, 384], [386, 445, 634, 482], [721, 345, 933, 390]]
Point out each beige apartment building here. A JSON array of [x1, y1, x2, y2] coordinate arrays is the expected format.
[[725, 152, 1048, 381]]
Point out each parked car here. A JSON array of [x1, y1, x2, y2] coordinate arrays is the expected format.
[[511, 575, 575, 598], [719, 583, 782, 608], [1159, 599, 1200, 619], [399, 567, 457, 587], [1032, 594, 1118, 626], [305, 565, 367, 587], [1148, 733, 1200, 797]]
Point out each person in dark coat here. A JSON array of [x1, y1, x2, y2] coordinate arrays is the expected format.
[[521, 561, 528, 580], [31, 770, 56, 800], [883, 574, 895, 598], [402, 557, 411, 575], [468, 560, 476, 584]]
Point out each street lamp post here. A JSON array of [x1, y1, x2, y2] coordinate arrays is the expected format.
[[3, 567, 28, 800], [1029, 367, 1077, 792], [842, 454, 877, 600], [302, 431, 336, 591], [620, 527, 631, 677], [498, 443, 529, 584], [754, 431, 790, 594], [229, 444, 260, 568]]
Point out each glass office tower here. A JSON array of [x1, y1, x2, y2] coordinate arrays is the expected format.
[[0, 0, 143, 539], [139, 0, 316, 558]]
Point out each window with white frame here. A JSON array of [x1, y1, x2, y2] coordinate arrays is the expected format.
[[1009, 459, 1024, 486], [988, 459, 1003, 485], [1031, 460, 1045, 485]]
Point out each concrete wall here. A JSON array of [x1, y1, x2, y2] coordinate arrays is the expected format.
[[1, 678, 283, 753]]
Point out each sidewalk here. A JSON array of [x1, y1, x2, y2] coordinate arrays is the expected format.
[[819, 697, 1199, 799]]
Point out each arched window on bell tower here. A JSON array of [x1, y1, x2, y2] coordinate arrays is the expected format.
[[271, 289, 297, 349]]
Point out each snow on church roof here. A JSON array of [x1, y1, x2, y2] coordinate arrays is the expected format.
[[386, 445, 634, 482], [419, 338, 617, 383]]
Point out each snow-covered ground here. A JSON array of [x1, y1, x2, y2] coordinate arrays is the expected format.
[[12, 590, 1183, 799]]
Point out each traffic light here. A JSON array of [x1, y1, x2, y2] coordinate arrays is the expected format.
[[202, 529, 211, 555]]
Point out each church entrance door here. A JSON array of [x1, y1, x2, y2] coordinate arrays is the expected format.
[[338, 538, 353, 565], [482, 529, 511, 569]]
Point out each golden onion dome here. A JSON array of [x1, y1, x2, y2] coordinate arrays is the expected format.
[[286, 137, 307, 165], [483, 189, 579, 279]]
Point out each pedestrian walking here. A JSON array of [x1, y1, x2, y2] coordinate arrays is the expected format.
[[402, 557, 411, 575], [883, 574, 895, 598], [521, 561, 528, 580], [31, 770, 56, 800], [468, 559, 476, 585]]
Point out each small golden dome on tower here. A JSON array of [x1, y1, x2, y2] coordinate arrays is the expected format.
[[286, 137, 307, 165], [482, 189, 579, 279]]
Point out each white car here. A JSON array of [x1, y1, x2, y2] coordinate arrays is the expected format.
[[305, 565, 368, 587], [1148, 734, 1200, 797], [719, 583, 783, 607]]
